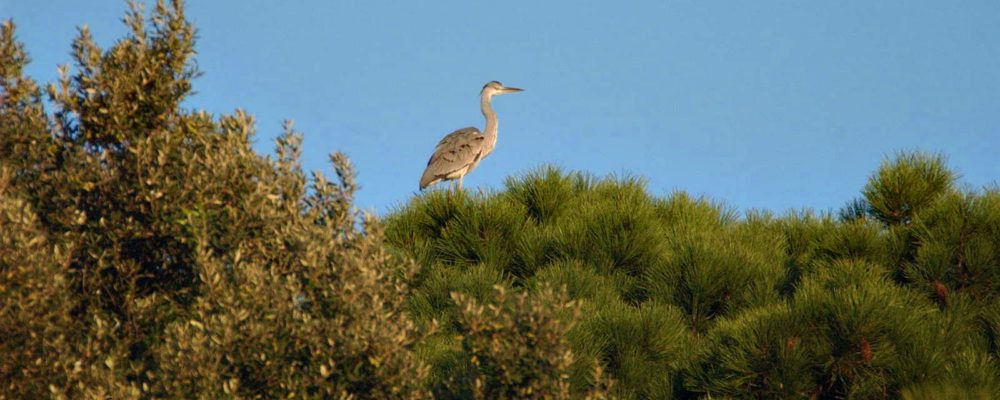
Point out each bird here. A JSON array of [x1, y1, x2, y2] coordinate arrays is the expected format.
[[419, 81, 523, 190]]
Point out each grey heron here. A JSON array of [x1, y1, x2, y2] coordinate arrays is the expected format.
[[419, 81, 523, 190]]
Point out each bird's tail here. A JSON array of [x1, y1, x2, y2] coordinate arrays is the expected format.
[[419, 173, 438, 191]]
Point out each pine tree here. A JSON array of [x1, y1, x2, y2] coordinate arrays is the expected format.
[[388, 159, 1000, 399]]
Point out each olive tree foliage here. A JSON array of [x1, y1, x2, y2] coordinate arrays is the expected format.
[[443, 285, 614, 400], [0, 2, 427, 398]]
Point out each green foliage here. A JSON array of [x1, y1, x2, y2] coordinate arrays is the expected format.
[[863, 152, 955, 227], [504, 166, 589, 225], [688, 259, 950, 398], [793, 260, 944, 397], [443, 285, 613, 399], [574, 301, 692, 399], [152, 213, 429, 399], [777, 212, 896, 296], [686, 304, 814, 398], [909, 190, 1000, 302], [647, 208, 785, 332], [0, 170, 77, 398], [389, 156, 1000, 398], [1, 2, 427, 398]]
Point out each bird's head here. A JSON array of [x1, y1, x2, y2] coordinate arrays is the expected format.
[[481, 80, 523, 98]]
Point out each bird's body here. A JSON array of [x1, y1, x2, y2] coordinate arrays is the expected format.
[[419, 81, 522, 190]]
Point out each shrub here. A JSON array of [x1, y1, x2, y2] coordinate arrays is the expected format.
[[443, 285, 613, 399], [1, 3, 427, 398], [688, 259, 966, 398], [389, 158, 1000, 398]]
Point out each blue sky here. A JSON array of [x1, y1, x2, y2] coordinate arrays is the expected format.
[[4, 1, 999, 215]]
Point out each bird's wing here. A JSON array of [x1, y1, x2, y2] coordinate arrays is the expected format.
[[420, 127, 485, 188]]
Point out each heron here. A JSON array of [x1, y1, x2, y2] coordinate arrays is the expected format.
[[419, 81, 523, 190]]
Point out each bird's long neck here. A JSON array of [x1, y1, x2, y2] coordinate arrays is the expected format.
[[480, 92, 499, 157]]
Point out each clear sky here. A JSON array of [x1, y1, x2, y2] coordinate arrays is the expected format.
[[4, 1, 999, 215]]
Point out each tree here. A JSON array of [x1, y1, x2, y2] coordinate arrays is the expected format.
[[388, 161, 1000, 399], [1, 2, 427, 398]]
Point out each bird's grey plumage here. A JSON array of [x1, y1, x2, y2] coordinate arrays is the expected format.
[[419, 81, 523, 190], [419, 127, 485, 189]]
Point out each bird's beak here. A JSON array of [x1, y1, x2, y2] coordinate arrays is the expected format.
[[501, 87, 524, 93]]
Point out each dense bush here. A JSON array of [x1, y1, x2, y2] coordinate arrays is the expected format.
[[387, 158, 1000, 399], [440, 284, 613, 399], [1, 2, 427, 398], [3, 2, 999, 399]]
